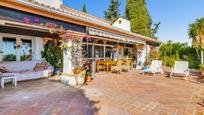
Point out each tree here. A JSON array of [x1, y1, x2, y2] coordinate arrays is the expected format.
[[126, 0, 153, 37], [104, 0, 121, 22], [188, 18, 204, 64], [82, 3, 87, 13], [152, 21, 161, 37]]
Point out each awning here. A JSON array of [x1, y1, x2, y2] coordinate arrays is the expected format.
[[87, 27, 146, 44], [0, 19, 86, 37]]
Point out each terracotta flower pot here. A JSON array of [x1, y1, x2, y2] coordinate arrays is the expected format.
[[201, 70, 204, 78], [85, 76, 92, 82]]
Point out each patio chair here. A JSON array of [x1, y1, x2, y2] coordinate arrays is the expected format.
[[170, 61, 190, 80], [96, 62, 106, 72], [121, 60, 130, 72], [142, 60, 163, 76], [110, 61, 122, 73]]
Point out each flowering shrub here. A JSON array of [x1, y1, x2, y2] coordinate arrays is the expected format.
[[23, 17, 30, 23], [22, 17, 90, 72], [44, 23, 88, 72], [34, 18, 40, 23]]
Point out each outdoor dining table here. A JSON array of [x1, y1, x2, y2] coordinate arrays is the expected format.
[[96, 60, 117, 72]]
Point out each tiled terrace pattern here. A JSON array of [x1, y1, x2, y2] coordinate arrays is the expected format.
[[0, 70, 204, 115]]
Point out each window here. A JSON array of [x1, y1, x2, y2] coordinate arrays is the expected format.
[[2, 37, 33, 61], [105, 47, 112, 58], [82, 44, 92, 58], [95, 46, 104, 58], [124, 47, 133, 58], [20, 39, 32, 61], [3, 38, 16, 61]]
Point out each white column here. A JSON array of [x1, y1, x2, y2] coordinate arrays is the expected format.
[[92, 42, 95, 58], [0, 35, 3, 61], [16, 37, 21, 61], [92, 41, 95, 73], [103, 41, 106, 59], [32, 38, 36, 60], [63, 41, 73, 74], [201, 51, 204, 64], [34, 37, 44, 60]]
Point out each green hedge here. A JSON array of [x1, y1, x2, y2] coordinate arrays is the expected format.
[[158, 41, 200, 69]]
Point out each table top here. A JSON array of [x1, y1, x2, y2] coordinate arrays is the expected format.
[[97, 61, 117, 65], [0, 75, 15, 78]]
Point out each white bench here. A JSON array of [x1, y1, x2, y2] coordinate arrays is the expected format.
[[0, 75, 17, 88]]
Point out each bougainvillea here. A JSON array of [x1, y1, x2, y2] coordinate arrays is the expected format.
[[23, 17, 30, 23], [34, 18, 40, 23], [22, 17, 89, 71], [44, 22, 88, 71]]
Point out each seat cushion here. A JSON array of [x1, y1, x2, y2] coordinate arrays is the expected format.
[[0, 67, 11, 73], [33, 63, 46, 71]]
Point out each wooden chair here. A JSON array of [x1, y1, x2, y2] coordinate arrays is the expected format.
[[110, 61, 122, 73], [96, 62, 106, 72], [121, 60, 130, 72]]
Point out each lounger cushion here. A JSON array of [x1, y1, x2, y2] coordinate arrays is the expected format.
[[33, 63, 46, 71], [0, 67, 11, 73]]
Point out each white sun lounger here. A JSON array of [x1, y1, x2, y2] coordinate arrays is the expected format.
[[170, 61, 190, 80], [142, 60, 163, 76]]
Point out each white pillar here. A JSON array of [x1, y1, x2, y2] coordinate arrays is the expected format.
[[201, 51, 204, 64], [103, 41, 106, 60], [34, 37, 44, 61], [63, 41, 73, 74], [91, 42, 95, 74], [0, 35, 3, 62], [32, 38, 36, 60], [92, 42, 95, 58], [16, 37, 21, 61]]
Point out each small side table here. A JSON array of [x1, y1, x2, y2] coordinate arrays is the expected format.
[[0, 75, 17, 88]]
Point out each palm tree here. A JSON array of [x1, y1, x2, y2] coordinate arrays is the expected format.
[[188, 18, 204, 64]]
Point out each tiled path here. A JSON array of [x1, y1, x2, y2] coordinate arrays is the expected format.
[[0, 70, 204, 115], [83, 70, 204, 115]]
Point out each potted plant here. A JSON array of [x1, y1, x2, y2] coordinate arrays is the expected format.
[[85, 70, 92, 82], [143, 61, 150, 71], [200, 64, 204, 78]]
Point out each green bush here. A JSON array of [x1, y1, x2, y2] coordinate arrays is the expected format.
[[42, 41, 63, 68], [3, 54, 16, 61], [161, 56, 177, 67], [159, 41, 200, 69]]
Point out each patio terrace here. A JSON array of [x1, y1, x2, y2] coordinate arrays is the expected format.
[[0, 70, 204, 115]]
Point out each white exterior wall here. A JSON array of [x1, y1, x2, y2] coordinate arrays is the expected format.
[[112, 18, 131, 32], [33, 0, 62, 9]]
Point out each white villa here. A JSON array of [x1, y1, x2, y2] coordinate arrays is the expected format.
[[0, 0, 160, 82]]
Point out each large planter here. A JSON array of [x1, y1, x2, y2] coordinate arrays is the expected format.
[[54, 67, 62, 75], [85, 76, 92, 82], [61, 70, 86, 86]]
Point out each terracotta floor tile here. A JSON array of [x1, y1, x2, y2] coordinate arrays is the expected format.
[[0, 70, 204, 114]]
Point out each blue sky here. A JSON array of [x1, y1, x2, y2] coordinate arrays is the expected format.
[[63, 0, 204, 45]]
